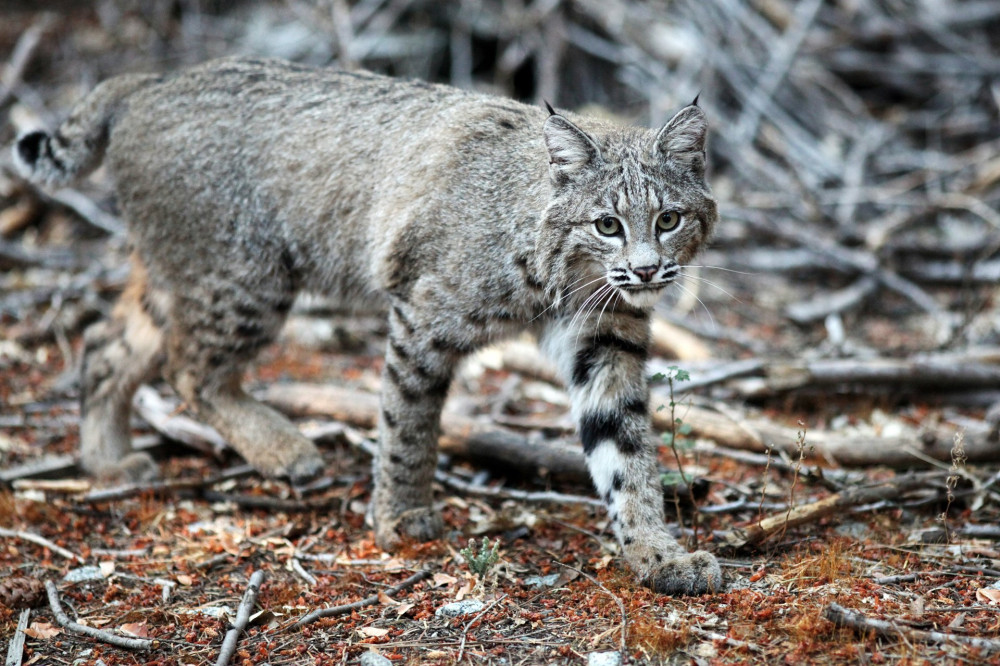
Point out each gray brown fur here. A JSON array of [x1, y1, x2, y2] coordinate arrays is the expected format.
[[14, 56, 721, 595]]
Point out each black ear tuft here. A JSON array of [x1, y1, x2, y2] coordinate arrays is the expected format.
[[691, 93, 701, 107], [16, 130, 48, 168], [654, 105, 707, 166], [544, 101, 557, 116]]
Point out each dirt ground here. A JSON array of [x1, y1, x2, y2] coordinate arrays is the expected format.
[[2, 2, 1000, 665]]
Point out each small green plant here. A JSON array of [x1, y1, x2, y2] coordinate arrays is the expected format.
[[653, 366, 698, 545], [460, 537, 501, 581]]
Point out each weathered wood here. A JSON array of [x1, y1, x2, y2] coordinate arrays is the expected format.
[[259, 382, 589, 480], [723, 473, 941, 548]]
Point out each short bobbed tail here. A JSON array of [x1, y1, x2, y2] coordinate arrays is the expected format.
[[13, 73, 160, 187]]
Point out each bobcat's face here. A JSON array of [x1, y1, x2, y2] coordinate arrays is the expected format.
[[539, 106, 717, 311]]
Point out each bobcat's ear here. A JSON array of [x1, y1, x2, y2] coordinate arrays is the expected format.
[[654, 104, 707, 167], [543, 113, 602, 181]]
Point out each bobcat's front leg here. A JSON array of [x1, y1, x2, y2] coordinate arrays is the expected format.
[[373, 302, 456, 549], [542, 313, 722, 595]]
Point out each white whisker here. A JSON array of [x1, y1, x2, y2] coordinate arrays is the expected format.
[[672, 280, 717, 332], [677, 272, 743, 303], [529, 274, 607, 322], [678, 264, 756, 276]]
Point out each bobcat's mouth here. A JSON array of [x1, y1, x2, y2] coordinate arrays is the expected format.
[[616, 283, 666, 309]]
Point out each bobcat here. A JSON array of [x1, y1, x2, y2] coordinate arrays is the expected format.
[[14, 57, 721, 595]]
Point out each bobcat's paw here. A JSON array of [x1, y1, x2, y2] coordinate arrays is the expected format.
[[247, 437, 325, 485], [374, 507, 444, 551], [94, 452, 160, 485], [642, 550, 723, 596], [278, 449, 326, 486]]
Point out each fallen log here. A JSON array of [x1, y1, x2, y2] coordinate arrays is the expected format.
[[258, 383, 589, 480], [499, 341, 1000, 467]]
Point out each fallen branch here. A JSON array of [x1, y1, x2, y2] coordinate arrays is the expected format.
[[722, 473, 942, 548], [291, 569, 431, 629], [81, 465, 255, 503], [261, 383, 589, 480], [44, 580, 153, 651], [215, 570, 265, 666], [0, 13, 54, 107], [824, 602, 1000, 653], [650, 317, 712, 360], [5, 608, 30, 666], [134, 385, 228, 458], [434, 468, 601, 507], [0, 527, 84, 563], [501, 340, 1000, 467]]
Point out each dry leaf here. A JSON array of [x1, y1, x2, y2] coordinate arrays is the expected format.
[[976, 587, 1000, 604], [119, 622, 150, 638], [426, 650, 449, 659], [99, 561, 116, 577], [395, 602, 415, 617], [175, 574, 194, 586], [357, 627, 389, 638], [455, 580, 473, 601], [23, 622, 61, 639], [592, 555, 614, 571], [378, 589, 401, 605], [432, 572, 458, 587]]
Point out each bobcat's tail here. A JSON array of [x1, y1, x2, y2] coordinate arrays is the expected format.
[[13, 73, 160, 187]]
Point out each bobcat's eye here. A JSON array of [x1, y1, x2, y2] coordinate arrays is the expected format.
[[657, 210, 681, 232], [595, 216, 622, 236]]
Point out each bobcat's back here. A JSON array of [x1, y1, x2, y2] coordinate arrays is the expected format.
[[99, 58, 551, 316]]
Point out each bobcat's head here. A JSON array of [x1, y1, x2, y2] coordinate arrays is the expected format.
[[537, 103, 717, 311]]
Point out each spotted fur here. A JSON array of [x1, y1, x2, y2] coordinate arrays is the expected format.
[[14, 57, 721, 594]]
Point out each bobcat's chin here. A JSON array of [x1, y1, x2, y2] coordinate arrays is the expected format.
[[618, 285, 664, 309]]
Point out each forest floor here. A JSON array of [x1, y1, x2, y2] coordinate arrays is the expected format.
[[2, 209, 998, 666], [3, 2, 1000, 666]]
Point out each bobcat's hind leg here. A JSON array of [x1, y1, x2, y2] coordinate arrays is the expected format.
[[80, 258, 167, 483], [372, 302, 459, 550], [163, 283, 324, 485]]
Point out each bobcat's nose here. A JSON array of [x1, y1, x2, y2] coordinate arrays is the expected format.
[[632, 265, 659, 282]]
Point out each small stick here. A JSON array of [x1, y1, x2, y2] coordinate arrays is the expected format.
[[435, 468, 602, 507], [289, 558, 317, 586], [44, 580, 153, 651], [457, 594, 508, 663], [0, 527, 84, 563], [825, 602, 1000, 652], [0, 13, 55, 107], [5, 608, 30, 666], [215, 570, 265, 666], [291, 569, 431, 630], [553, 560, 626, 655], [45, 188, 124, 235]]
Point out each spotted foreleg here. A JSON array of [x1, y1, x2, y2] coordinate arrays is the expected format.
[[542, 315, 722, 595]]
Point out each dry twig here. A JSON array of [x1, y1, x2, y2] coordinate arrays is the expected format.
[[215, 570, 265, 666], [44, 580, 153, 651], [5, 608, 30, 666], [0, 527, 84, 563], [291, 569, 431, 629], [824, 602, 1000, 653]]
